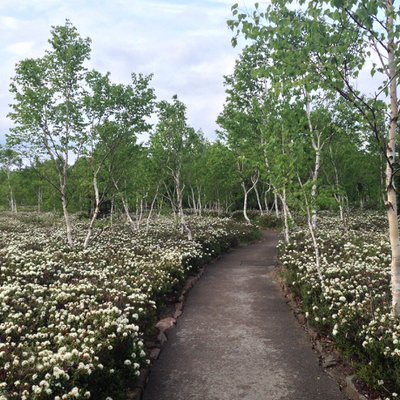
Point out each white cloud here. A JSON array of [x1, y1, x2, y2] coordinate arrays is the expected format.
[[5, 41, 35, 56], [0, 0, 246, 142], [0, 16, 20, 30]]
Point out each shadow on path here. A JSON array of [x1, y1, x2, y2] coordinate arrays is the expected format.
[[143, 230, 345, 400]]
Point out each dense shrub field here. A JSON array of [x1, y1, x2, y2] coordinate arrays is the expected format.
[[278, 212, 400, 399], [0, 213, 259, 400]]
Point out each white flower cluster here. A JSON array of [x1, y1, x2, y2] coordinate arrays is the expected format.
[[279, 212, 400, 397], [0, 213, 255, 399]]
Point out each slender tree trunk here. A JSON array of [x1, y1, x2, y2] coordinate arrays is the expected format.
[[110, 194, 115, 228], [253, 181, 264, 216], [157, 197, 164, 216], [197, 189, 202, 216], [278, 191, 290, 243], [190, 186, 197, 215], [307, 209, 323, 284], [329, 145, 345, 222], [6, 170, 17, 213], [298, 175, 324, 283], [84, 170, 100, 248], [61, 184, 73, 246], [137, 197, 145, 231], [37, 187, 43, 213], [59, 150, 73, 246], [274, 192, 279, 217], [305, 92, 321, 230], [386, 0, 400, 316], [311, 139, 321, 229], [174, 170, 192, 240], [112, 178, 136, 231], [241, 182, 251, 224], [146, 190, 158, 233], [122, 197, 136, 230]]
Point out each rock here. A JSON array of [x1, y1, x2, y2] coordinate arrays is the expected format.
[[307, 323, 318, 340], [314, 340, 324, 353], [344, 375, 368, 400], [174, 310, 183, 319], [296, 312, 306, 325], [326, 367, 344, 383], [126, 387, 142, 400], [175, 302, 184, 312], [322, 354, 339, 368], [156, 317, 176, 332], [157, 331, 168, 345], [182, 277, 197, 294], [135, 368, 149, 389], [150, 347, 161, 360]]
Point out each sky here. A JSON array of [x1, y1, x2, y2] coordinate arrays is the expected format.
[[0, 0, 250, 144]]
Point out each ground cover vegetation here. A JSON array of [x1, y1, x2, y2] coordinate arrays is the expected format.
[[0, 212, 259, 399], [278, 212, 400, 398]]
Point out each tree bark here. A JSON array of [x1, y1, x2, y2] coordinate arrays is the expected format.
[[6, 169, 17, 213], [146, 190, 158, 233], [59, 149, 73, 246], [305, 91, 321, 230], [386, 0, 400, 316], [253, 179, 264, 216], [174, 171, 192, 240], [84, 171, 100, 248], [274, 191, 279, 217], [278, 191, 290, 243]]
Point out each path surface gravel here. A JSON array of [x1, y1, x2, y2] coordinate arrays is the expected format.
[[143, 230, 346, 400]]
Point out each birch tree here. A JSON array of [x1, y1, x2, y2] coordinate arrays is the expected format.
[[150, 95, 201, 239], [0, 145, 21, 213], [230, 0, 400, 315], [8, 21, 91, 246], [82, 71, 155, 246]]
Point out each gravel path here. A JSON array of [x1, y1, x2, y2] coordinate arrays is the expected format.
[[143, 230, 346, 400]]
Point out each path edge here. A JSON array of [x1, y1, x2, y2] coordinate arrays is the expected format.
[[274, 267, 372, 400]]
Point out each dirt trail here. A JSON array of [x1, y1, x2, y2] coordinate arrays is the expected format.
[[143, 230, 345, 400]]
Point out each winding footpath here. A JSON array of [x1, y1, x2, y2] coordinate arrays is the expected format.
[[143, 231, 345, 400]]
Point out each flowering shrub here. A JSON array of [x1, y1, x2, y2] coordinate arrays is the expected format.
[[278, 212, 400, 399], [0, 213, 258, 399]]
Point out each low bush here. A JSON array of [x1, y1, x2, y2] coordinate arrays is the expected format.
[[278, 212, 400, 399], [0, 214, 259, 400]]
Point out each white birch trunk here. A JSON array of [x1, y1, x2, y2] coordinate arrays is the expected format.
[[190, 187, 197, 215], [112, 178, 136, 231], [241, 182, 251, 225], [37, 187, 43, 213], [60, 153, 73, 246], [241, 172, 259, 225], [386, 0, 400, 316], [61, 185, 73, 246], [146, 190, 158, 233], [298, 175, 324, 283], [278, 191, 290, 243], [197, 189, 202, 216], [274, 192, 279, 217], [110, 195, 115, 228], [174, 171, 192, 240], [84, 170, 100, 249], [6, 170, 17, 213], [253, 180, 264, 216], [122, 197, 136, 231], [311, 138, 321, 230]]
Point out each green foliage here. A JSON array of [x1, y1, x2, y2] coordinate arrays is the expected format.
[[278, 212, 400, 395]]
